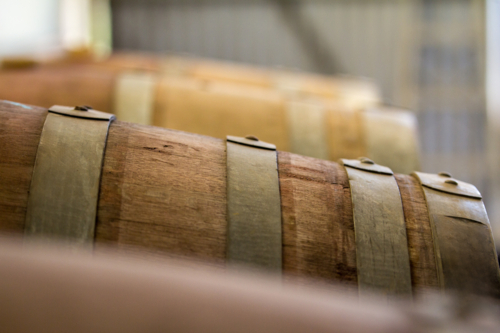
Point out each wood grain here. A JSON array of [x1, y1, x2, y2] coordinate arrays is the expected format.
[[0, 101, 47, 233], [95, 121, 228, 262], [278, 152, 357, 286], [394, 174, 439, 291]]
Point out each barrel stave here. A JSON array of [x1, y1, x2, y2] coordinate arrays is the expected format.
[[394, 174, 439, 291], [0, 101, 46, 233], [96, 121, 228, 262], [279, 152, 357, 285]]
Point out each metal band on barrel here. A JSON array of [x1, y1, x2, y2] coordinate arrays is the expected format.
[[113, 71, 158, 125], [341, 158, 412, 298], [413, 172, 500, 297], [226, 135, 282, 272], [24, 105, 115, 248]]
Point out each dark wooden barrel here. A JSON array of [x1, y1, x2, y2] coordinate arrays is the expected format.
[[1, 100, 498, 298]]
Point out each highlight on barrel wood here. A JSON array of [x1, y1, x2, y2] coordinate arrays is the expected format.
[[1, 100, 498, 299]]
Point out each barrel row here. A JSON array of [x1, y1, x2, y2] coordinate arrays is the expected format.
[[1, 100, 498, 298], [0, 65, 420, 173]]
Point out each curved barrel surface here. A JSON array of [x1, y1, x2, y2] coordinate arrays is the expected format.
[[1, 100, 498, 297]]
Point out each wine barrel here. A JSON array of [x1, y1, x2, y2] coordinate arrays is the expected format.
[[96, 53, 381, 109], [1, 100, 498, 298], [2, 238, 498, 333], [0, 65, 419, 174]]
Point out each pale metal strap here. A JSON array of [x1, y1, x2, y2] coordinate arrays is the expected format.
[[363, 108, 421, 175], [286, 99, 329, 160], [413, 172, 500, 297], [341, 158, 412, 297], [24, 105, 115, 247], [113, 71, 158, 125], [226, 135, 282, 272]]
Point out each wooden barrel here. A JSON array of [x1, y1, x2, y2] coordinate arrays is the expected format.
[[1, 52, 381, 109], [96, 53, 381, 109], [2, 238, 498, 333], [0, 65, 419, 174], [149, 76, 419, 174], [1, 100, 498, 298]]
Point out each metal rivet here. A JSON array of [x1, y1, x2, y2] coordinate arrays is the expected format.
[[445, 179, 458, 186], [75, 105, 92, 111], [438, 172, 452, 178], [245, 135, 259, 141], [359, 157, 375, 165]]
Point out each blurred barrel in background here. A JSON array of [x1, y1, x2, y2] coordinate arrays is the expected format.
[[0, 56, 419, 174], [98, 53, 381, 109], [150, 76, 419, 174], [1, 100, 498, 298]]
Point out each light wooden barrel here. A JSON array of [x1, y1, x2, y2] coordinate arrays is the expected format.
[[95, 53, 381, 109], [0, 65, 418, 173], [149, 76, 419, 174], [1, 52, 381, 109], [1, 100, 498, 298]]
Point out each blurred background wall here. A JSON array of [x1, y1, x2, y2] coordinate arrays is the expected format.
[[1, 0, 499, 238], [0, 0, 60, 57], [487, 0, 500, 241], [0, 0, 111, 59]]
